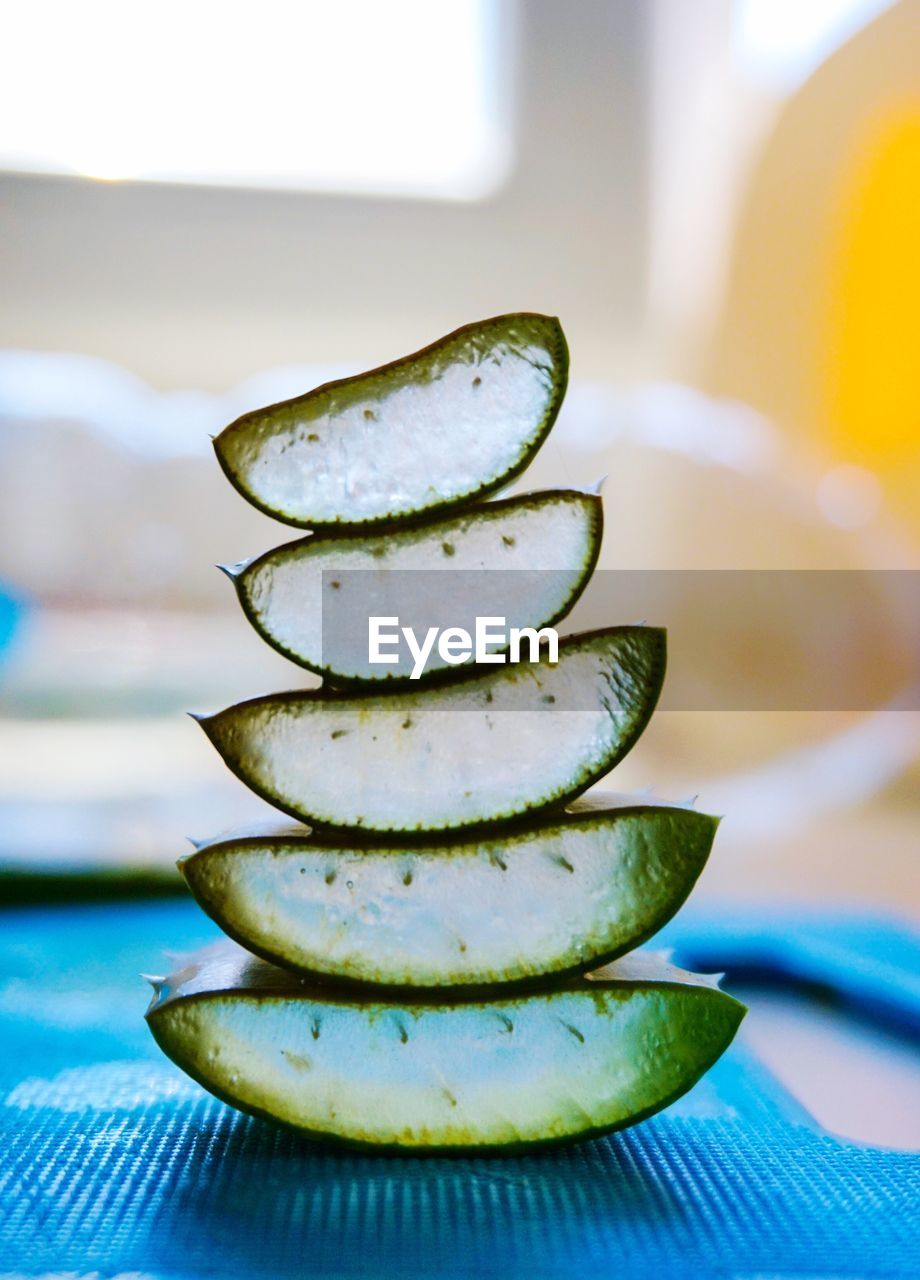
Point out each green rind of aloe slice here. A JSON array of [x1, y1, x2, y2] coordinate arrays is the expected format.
[[213, 313, 568, 529], [192, 627, 666, 834], [222, 489, 602, 685], [146, 941, 745, 1153], [179, 801, 715, 990]]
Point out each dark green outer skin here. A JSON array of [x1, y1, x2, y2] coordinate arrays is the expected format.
[[146, 981, 745, 1156], [194, 626, 667, 838], [179, 805, 716, 994], [213, 313, 570, 531], [227, 489, 603, 688]]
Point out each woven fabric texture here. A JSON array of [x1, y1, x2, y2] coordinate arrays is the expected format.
[[1, 900, 917, 1278]]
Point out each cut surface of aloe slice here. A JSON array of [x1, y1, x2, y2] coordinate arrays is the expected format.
[[225, 490, 601, 683], [181, 798, 714, 988], [194, 627, 665, 834], [146, 941, 744, 1152], [213, 313, 568, 528]]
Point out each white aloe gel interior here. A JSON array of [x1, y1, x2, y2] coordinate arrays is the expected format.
[[147, 942, 742, 1150], [234, 491, 599, 681], [214, 314, 566, 526], [182, 803, 714, 987], [198, 628, 664, 832]]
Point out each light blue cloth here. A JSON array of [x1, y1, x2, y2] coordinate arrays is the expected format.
[[664, 905, 920, 1035], [0, 582, 23, 664], [1, 899, 917, 1277]]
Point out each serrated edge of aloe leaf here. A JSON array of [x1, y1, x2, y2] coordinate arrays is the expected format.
[[145, 977, 745, 1155], [191, 626, 666, 836], [212, 312, 570, 530], [146, 939, 736, 1008], [178, 805, 716, 992], [225, 489, 603, 685]]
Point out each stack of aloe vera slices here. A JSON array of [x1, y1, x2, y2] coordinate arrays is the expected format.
[[146, 314, 744, 1152]]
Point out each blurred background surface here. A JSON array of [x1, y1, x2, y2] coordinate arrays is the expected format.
[[0, 0, 918, 1146]]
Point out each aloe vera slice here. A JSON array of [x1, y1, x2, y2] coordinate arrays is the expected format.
[[180, 798, 714, 989], [193, 627, 665, 834], [213, 313, 568, 529], [225, 490, 602, 683], [145, 942, 744, 1152]]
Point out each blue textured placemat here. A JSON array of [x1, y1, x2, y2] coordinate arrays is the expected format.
[[1, 900, 918, 1278], [663, 906, 920, 1037]]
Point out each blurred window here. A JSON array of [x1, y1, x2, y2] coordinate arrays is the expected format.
[[0, 0, 512, 199], [734, 0, 895, 90]]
